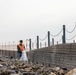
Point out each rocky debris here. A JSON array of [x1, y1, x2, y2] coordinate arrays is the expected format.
[[65, 68, 76, 75], [0, 56, 68, 75]]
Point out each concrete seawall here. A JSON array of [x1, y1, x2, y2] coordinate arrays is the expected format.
[[0, 50, 17, 58], [0, 43, 76, 71], [28, 43, 76, 71], [0, 50, 28, 58]]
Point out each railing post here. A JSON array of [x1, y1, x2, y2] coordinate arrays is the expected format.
[[26, 39, 29, 52], [13, 41, 15, 50], [2, 43, 3, 55], [4, 42, 6, 55], [62, 35, 63, 44], [40, 42, 42, 48], [13, 41, 15, 58], [48, 31, 50, 46], [63, 25, 66, 43], [37, 36, 39, 49], [73, 40, 75, 43], [29, 39, 31, 51], [32, 43, 34, 50], [57, 41, 58, 44], [9, 42, 10, 57], [45, 42, 46, 47], [52, 38, 54, 45]]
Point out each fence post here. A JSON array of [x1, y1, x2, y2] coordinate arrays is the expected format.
[[45, 42, 46, 47], [4, 42, 6, 56], [57, 41, 58, 44], [48, 31, 50, 46], [73, 40, 75, 43], [32, 43, 34, 50], [9, 42, 10, 57], [37, 36, 39, 49], [52, 38, 54, 45], [29, 39, 31, 51], [63, 25, 66, 43], [26, 39, 29, 52], [13, 41, 15, 50], [13, 41, 15, 58], [2, 43, 3, 55], [62, 35, 63, 44], [40, 42, 42, 48]]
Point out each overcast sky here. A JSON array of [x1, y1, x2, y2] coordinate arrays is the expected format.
[[0, 0, 76, 44]]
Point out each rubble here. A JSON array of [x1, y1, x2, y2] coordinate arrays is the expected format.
[[65, 68, 76, 75], [0, 55, 69, 75]]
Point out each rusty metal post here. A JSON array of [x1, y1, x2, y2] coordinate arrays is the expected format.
[[48, 31, 50, 46], [63, 25, 66, 43], [37, 36, 39, 49], [29, 39, 31, 51], [52, 38, 54, 45]]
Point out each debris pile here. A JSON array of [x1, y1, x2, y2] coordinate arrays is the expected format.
[[0, 55, 69, 75]]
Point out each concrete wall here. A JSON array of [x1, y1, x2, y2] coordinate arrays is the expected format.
[[0, 50, 17, 58], [0, 50, 28, 58], [28, 43, 76, 71]]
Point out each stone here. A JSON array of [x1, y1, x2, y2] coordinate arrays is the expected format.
[[49, 72, 56, 75], [10, 74, 19, 75], [65, 68, 76, 75]]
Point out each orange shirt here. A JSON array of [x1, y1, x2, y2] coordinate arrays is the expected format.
[[18, 44, 25, 51]]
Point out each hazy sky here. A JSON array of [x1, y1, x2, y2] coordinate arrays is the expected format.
[[0, 0, 76, 44]]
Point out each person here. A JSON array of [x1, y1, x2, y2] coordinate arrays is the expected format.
[[17, 40, 25, 59], [17, 40, 28, 61]]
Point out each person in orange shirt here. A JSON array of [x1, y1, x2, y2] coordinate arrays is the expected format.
[[17, 40, 25, 59]]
